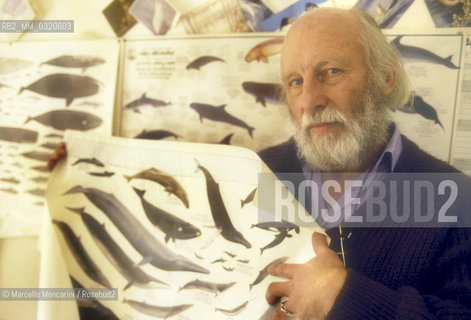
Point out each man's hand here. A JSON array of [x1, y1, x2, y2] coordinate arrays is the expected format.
[[266, 232, 347, 319], [47, 142, 67, 172]]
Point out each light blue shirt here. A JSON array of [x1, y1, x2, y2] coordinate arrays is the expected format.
[[300, 125, 403, 229]]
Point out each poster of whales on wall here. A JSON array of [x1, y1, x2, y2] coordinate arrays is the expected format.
[[0, 40, 118, 237], [115, 34, 295, 152], [116, 32, 462, 162], [385, 33, 462, 162], [46, 131, 319, 320]]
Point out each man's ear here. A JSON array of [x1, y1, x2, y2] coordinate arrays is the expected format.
[[380, 70, 396, 96]]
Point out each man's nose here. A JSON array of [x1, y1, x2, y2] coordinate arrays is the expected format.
[[301, 78, 328, 113]]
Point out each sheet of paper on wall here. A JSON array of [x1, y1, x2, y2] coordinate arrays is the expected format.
[[385, 33, 462, 163], [44, 130, 322, 320], [115, 34, 295, 153], [451, 32, 471, 175], [0, 0, 36, 43], [0, 39, 119, 237], [165, 0, 210, 14], [259, 0, 298, 13], [102, 0, 138, 37], [353, 0, 415, 28], [178, 0, 251, 33], [238, 0, 274, 32], [424, 0, 469, 28], [260, 0, 326, 31], [129, 0, 179, 35]]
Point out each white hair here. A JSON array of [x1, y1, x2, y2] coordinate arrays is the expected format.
[[353, 9, 410, 110]]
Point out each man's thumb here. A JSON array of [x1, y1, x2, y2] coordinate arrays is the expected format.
[[312, 231, 328, 255]]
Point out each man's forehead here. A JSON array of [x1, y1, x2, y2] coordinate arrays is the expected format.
[[286, 9, 361, 41]]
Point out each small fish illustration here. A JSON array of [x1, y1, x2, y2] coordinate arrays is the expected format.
[[0, 127, 38, 143], [76, 101, 102, 107], [190, 103, 255, 137], [124, 92, 170, 113], [31, 176, 48, 183], [260, 229, 293, 255], [30, 165, 48, 172], [25, 110, 103, 131], [186, 56, 225, 70], [123, 299, 192, 318], [223, 266, 235, 272], [40, 55, 105, 72], [241, 187, 257, 208], [134, 129, 179, 140], [391, 36, 459, 69], [40, 142, 59, 150], [250, 257, 288, 290], [45, 133, 64, 139], [180, 279, 236, 295], [211, 258, 227, 264], [27, 188, 45, 197], [237, 259, 249, 264], [1, 177, 20, 184], [89, 171, 115, 177], [215, 301, 249, 316], [72, 157, 105, 167], [242, 81, 284, 107], [245, 38, 284, 63], [224, 251, 237, 258], [218, 133, 233, 145], [0, 187, 18, 194], [21, 150, 52, 162], [125, 167, 189, 208], [0, 82, 12, 90], [18, 73, 101, 106]]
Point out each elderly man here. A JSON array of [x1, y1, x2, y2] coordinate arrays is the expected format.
[[260, 7, 471, 320]]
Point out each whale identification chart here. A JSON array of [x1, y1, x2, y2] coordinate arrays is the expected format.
[[45, 131, 322, 320]]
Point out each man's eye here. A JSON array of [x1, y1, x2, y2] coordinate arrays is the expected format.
[[290, 78, 303, 86], [328, 68, 340, 75]]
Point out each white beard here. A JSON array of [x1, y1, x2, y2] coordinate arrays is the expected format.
[[292, 87, 391, 172]]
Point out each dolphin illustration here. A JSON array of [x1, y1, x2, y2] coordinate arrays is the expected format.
[[391, 36, 459, 69], [190, 103, 255, 137], [396, 93, 444, 129]]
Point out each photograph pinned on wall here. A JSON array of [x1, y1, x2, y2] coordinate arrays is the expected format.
[[260, 0, 326, 31], [179, 0, 251, 34], [129, 0, 179, 35], [238, 0, 274, 32], [353, 0, 415, 28], [424, 0, 471, 27], [102, 0, 138, 37], [0, 0, 36, 43]]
